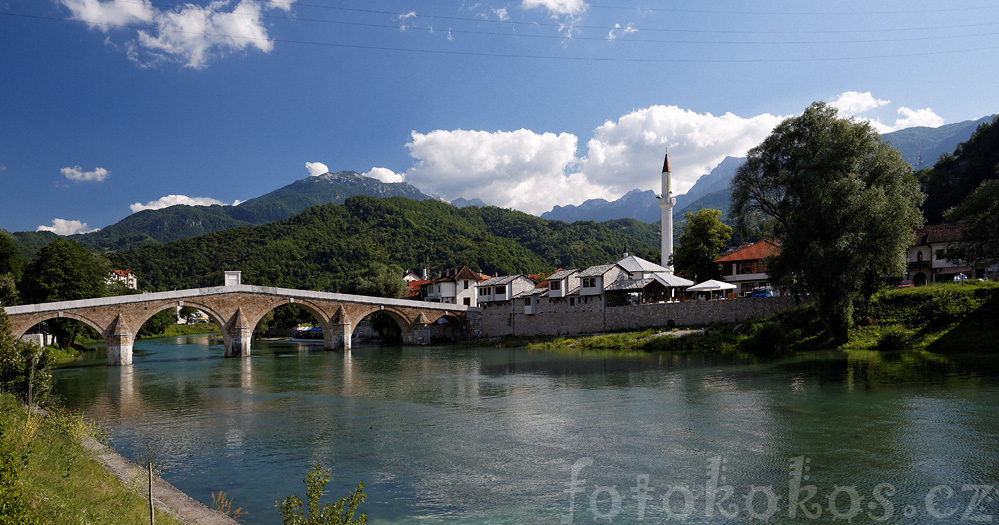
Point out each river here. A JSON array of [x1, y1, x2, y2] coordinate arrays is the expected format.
[[51, 336, 999, 524]]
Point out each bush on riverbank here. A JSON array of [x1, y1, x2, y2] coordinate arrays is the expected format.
[[0, 394, 182, 524]]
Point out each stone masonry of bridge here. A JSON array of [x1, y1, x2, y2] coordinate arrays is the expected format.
[[3, 284, 472, 366]]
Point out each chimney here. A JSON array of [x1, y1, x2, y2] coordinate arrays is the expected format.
[[423, 249, 430, 280]]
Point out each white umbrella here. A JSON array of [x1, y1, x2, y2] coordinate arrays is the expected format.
[[686, 279, 737, 292]]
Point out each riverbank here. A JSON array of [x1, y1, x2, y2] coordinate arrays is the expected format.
[[515, 280, 999, 355], [0, 394, 192, 523]]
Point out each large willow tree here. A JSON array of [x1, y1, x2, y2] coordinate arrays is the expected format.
[[731, 102, 924, 344]]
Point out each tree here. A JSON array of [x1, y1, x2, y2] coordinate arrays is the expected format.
[[0, 308, 53, 404], [350, 262, 408, 299], [945, 175, 999, 271], [731, 102, 924, 344], [19, 239, 109, 349], [0, 234, 21, 280], [276, 463, 366, 525], [671, 209, 732, 282], [20, 238, 108, 304]]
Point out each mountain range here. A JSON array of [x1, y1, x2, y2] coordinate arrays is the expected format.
[[3, 115, 993, 261], [540, 116, 995, 225]]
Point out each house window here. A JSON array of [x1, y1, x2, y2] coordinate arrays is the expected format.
[[550, 281, 561, 290], [464, 281, 469, 290], [524, 297, 532, 306], [917, 251, 923, 262], [463, 297, 470, 306], [497, 285, 506, 295], [582, 277, 597, 288], [478, 287, 488, 296], [935, 250, 944, 260], [738, 262, 753, 274]]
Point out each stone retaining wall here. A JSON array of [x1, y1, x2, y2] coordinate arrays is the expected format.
[[480, 296, 803, 337]]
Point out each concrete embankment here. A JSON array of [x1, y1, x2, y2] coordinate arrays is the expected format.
[[80, 436, 237, 524]]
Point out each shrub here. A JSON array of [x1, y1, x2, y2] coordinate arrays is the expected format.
[[875, 326, 911, 351]]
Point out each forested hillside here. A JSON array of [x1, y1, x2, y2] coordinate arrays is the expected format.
[[108, 196, 657, 292], [919, 115, 999, 223]]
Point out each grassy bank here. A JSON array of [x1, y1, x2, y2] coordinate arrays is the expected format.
[[0, 394, 183, 524], [521, 280, 999, 356]]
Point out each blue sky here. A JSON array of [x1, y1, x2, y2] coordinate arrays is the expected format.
[[1, 0, 997, 234]]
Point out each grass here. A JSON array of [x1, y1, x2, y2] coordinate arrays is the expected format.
[[0, 393, 183, 524], [152, 322, 220, 338]]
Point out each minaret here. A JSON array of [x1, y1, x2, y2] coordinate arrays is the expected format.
[[657, 150, 676, 272]]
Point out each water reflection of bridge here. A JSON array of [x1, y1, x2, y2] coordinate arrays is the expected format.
[[4, 283, 472, 365]]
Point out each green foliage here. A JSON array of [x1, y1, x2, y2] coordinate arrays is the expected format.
[[0, 235, 21, 280], [0, 309, 53, 404], [731, 102, 924, 344], [0, 274, 17, 307], [600, 218, 661, 249], [349, 262, 408, 299], [19, 239, 109, 304], [0, 418, 41, 524], [276, 463, 366, 525], [137, 309, 177, 338], [671, 208, 732, 282], [920, 115, 999, 223], [874, 326, 911, 351], [945, 176, 999, 267], [109, 196, 657, 292]]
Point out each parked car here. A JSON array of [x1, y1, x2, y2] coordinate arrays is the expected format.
[[751, 286, 773, 297], [953, 273, 968, 283], [896, 280, 914, 288]]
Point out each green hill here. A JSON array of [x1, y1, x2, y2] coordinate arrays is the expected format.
[[107, 196, 658, 292], [919, 115, 999, 223]]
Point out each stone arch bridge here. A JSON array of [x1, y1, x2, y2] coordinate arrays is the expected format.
[[3, 284, 474, 366]]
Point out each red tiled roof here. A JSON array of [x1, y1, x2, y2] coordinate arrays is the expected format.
[[714, 240, 781, 263], [407, 279, 431, 298]]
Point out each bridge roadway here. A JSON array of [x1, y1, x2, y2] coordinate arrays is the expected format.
[[3, 284, 473, 366]]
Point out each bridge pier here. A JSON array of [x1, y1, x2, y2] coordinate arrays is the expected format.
[[224, 309, 252, 357], [106, 332, 134, 366], [403, 314, 431, 345], [105, 314, 134, 366], [324, 322, 352, 351]]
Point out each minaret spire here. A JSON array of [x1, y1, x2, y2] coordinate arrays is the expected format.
[[658, 148, 675, 273]]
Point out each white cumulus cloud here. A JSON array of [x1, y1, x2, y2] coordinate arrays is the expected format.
[[60, 0, 283, 69], [61, 165, 110, 182], [130, 195, 238, 213], [59, 0, 155, 28], [522, 0, 587, 16], [306, 162, 329, 177], [579, 105, 785, 198], [362, 167, 405, 183], [403, 128, 602, 215], [36, 219, 98, 235], [829, 91, 890, 115]]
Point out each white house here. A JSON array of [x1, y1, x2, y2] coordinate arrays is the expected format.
[[545, 269, 579, 298], [108, 269, 138, 290], [714, 240, 781, 296], [424, 266, 488, 306], [906, 223, 992, 284], [476, 275, 536, 305], [576, 263, 630, 297]]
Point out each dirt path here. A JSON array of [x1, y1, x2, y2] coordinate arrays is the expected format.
[[81, 436, 238, 524]]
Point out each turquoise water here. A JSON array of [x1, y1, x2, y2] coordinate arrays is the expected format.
[[51, 337, 999, 523]]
